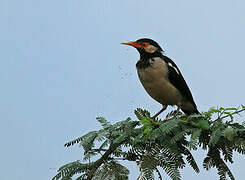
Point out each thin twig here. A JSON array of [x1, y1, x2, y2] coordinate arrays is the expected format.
[[221, 108, 245, 120]]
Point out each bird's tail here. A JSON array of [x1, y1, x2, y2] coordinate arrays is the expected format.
[[181, 104, 200, 115]]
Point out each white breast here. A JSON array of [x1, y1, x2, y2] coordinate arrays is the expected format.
[[137, 57, 182, 105]]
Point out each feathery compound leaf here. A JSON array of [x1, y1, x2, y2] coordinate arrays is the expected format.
[[233, 138, 245, 154], [134, 108, 151, 120], [96, 117, 111, 128], [183, 147, 200, 173], [158, 158, 181, 180], [191, 119, 210, 130], [137, 171, 153, 180], [223, 127, 237, 141], [93, 161, 129, 180], [64, 135, 85, 147], [203, 148, 235, 180], [139, 153, 156, 180], [221, 145, 233, 163], [209, 128, 223, 147], [188, 129, 201, 150], [170, 130, 186, 144], [64, 131, 98, 147], [55, 106, 245, 180], [52, 161, 88, 180], [81, 131, 98, 153], [159, 119, 179, 136], [140, 147, 182, 180]]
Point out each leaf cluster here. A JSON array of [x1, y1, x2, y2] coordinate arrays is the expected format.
[[52, 105, 245, 180]]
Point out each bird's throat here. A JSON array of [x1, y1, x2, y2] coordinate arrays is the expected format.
[[136, 51, 163, 69], [136, 58, 152, 69]]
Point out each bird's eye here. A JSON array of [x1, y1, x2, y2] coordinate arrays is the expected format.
[[142, 43, 148, 47]]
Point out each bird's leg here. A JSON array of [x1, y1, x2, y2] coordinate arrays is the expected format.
[[152, 105, 167, 119], [175, 103, 182, 116], [176, 106, 180, 115]]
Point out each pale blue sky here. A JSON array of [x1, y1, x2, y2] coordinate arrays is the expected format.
[[0, 0, 244, 179]]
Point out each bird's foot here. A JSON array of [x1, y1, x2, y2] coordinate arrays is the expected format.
[[173, 110, 182, 117]]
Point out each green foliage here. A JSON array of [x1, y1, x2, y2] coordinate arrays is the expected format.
[[53, 105, 245, 180], [93, 161, 129, 180]]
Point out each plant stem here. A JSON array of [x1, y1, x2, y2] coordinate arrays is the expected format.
[[86, 143, 121, 180]]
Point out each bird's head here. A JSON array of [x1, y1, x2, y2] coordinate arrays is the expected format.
[[121, 38, 163, 58]]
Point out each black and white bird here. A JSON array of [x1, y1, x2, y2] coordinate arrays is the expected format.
[[121, 38, 199, 118]]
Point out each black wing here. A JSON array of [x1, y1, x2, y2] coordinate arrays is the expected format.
[[162, 55, 197, 108]]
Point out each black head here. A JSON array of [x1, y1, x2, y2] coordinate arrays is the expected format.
[[136, 38, 163, 51], [121, 38, 164, 58]]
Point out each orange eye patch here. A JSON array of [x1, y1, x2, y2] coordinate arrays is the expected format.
[[142, 42, 150, 47]]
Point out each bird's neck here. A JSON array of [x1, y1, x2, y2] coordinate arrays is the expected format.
[[136, 51, 163, 69]]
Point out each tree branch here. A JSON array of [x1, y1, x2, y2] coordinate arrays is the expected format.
[[86, 143, 122, 180]]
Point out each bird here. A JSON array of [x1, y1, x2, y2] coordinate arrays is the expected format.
[[121, 38, 199, 119]]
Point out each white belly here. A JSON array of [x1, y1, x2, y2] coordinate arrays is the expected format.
[[137, 57, 182, 105]]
